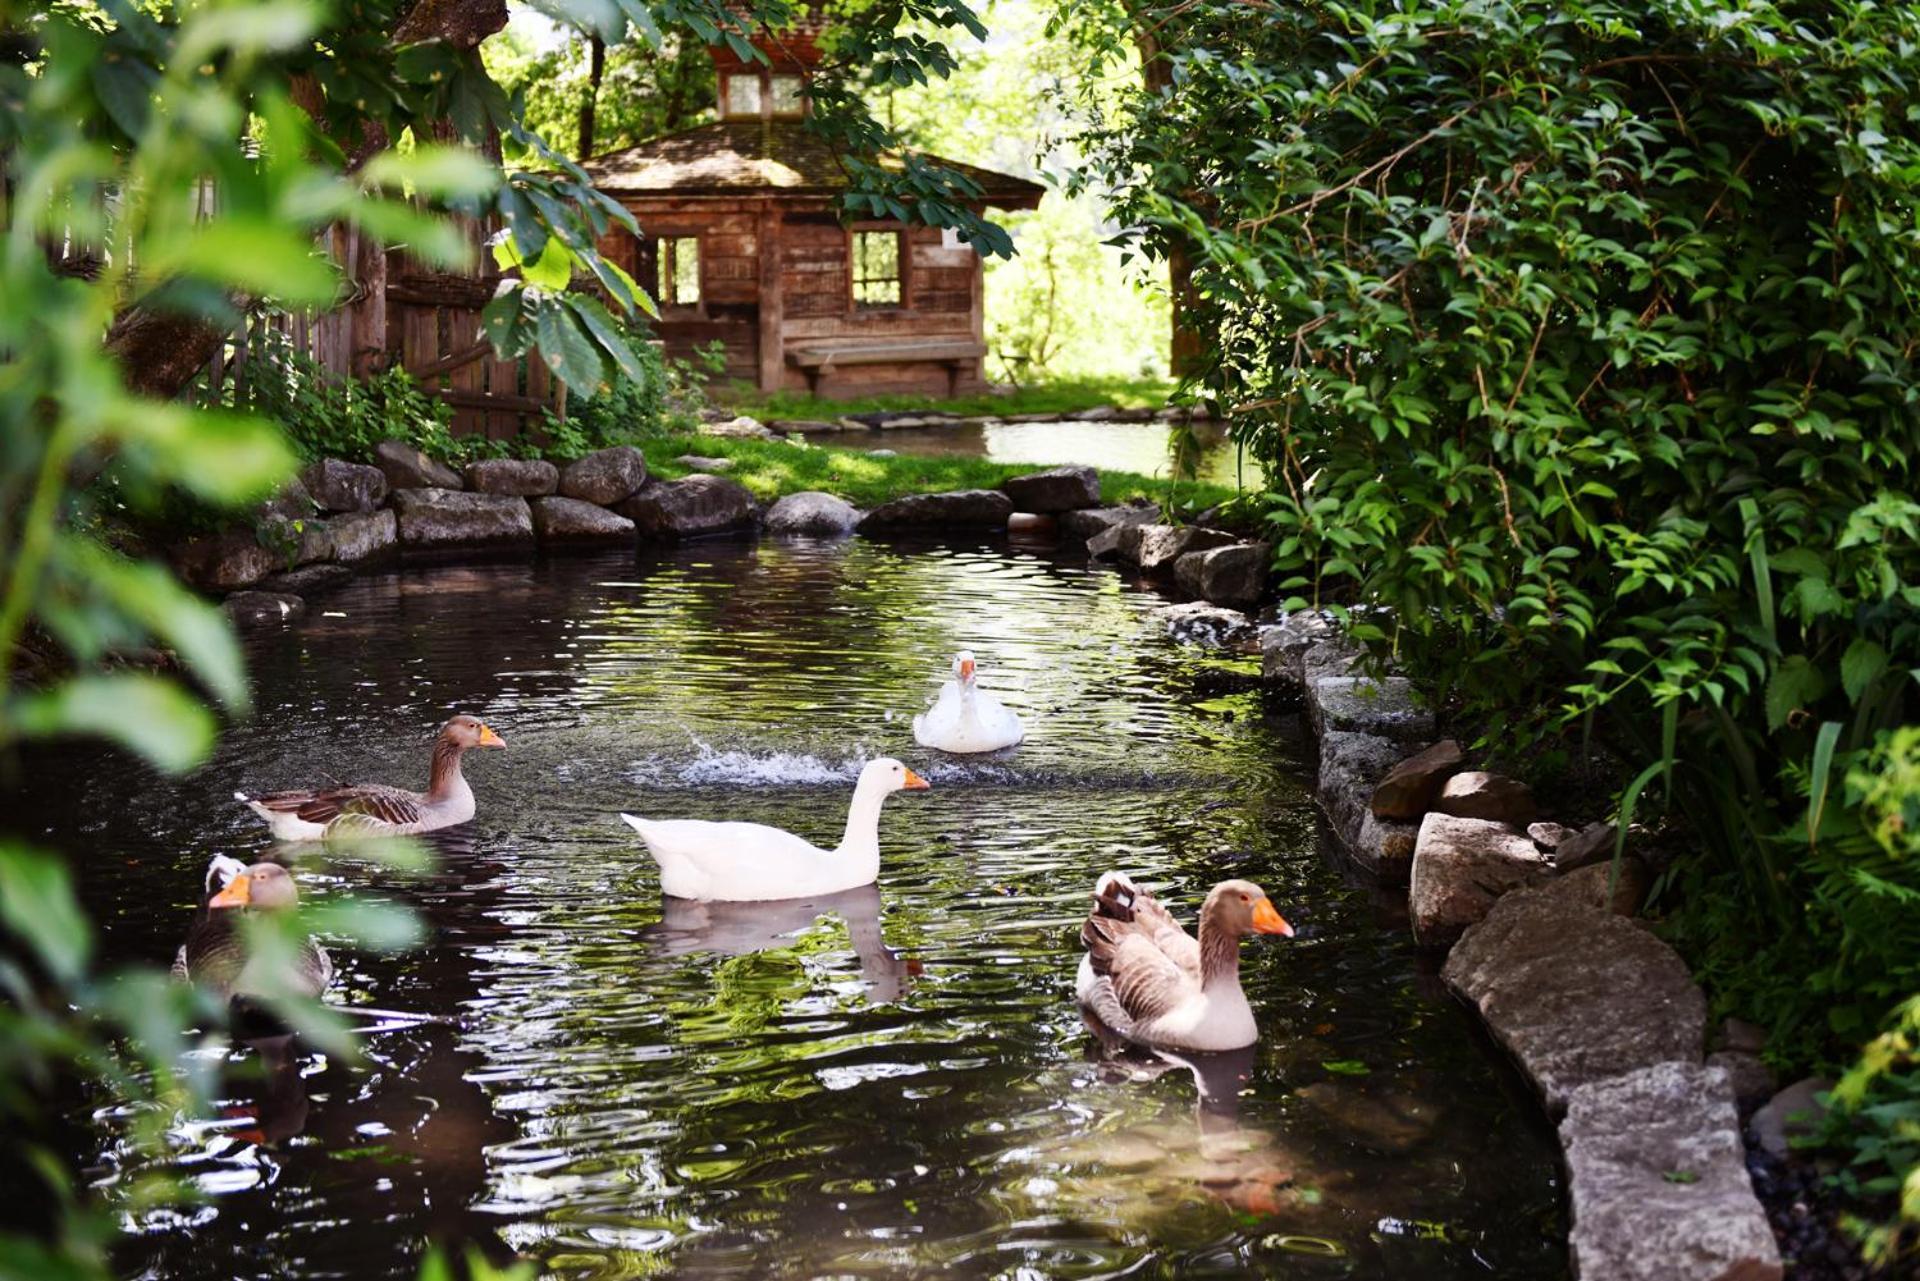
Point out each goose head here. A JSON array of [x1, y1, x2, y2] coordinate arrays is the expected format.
[[860, 757, 931, 794], [209, 861, 301, 911], [442, 714, 506, 750], [951, 651, 977, 686], [1203, 879, 1295, 939]]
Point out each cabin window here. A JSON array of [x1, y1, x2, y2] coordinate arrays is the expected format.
[[724, 74, 762, 118], [770, 74, 805, 116], [654, 236, 701, 307], [851, 231, 902, 308]]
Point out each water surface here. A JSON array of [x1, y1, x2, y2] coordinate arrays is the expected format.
[[873, 419, 1265, 490], [13, 538, 1562, 1279]]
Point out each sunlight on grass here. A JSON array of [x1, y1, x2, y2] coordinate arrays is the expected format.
[[715, 375, 1177, 422]]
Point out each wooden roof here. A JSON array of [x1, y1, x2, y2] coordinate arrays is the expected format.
[[584, 120, 1045, 209]]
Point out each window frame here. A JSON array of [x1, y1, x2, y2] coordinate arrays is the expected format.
[[722, 73, 762, 119], [641, 232, 704, 315], [847, 226, 908, 313]]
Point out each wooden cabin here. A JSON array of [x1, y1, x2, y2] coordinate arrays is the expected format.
[[583, 27, 1044, 399]]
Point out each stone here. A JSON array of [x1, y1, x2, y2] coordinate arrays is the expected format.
[[1061, 503, 1159, 543], [1173, 542, 1272, 609], [1307, 675, 1434, 744], [1410, 813, 1552, 947], [373, 439, 462, 490], [259, 563, 353, 597], [1370, 740, 1466, 819], [1260, 611, 1341, 686], [529, 496, 636, 543], [765, 491, 861, 537], [255, 476, 315, 525], [620, 475, 758, 540], [1748, 1077, 1833, 1160], [1301, 634, 1364, 685], [258, 515, 332, 567], [858, 489, 1015, 531], [1560, 1063, 1782, 1281], [1708, 1050, 1779, 1120], [324, 510, 397, 565], [1435, 770, 1539, 824], [1348, 810, 1421, 882], [1552, 820, 1619, 872], [1442, 878, 1707, 1112], [557, 445, 647, 505], [1132, 524, 1240, 573], [1074, 405, 1118, 421], [464, 457, 558, 497], [389, 488, 534, 550], [767, 418, 842, 435], [1719, 1018, 1768, 1056], [1318, 731, 1405, 859], [300, 458, 388, 513], [172, 530, 277, 591], [1006, 512, 1057, 535], [1536, 857, 1651, 917], [1086, 523, 1131, 559], [675, 455, 735, 473], [1151, 601, 1252, 646], [1002, 465, 1100, 513], [866, 448, 897, 458], [700, 414, 772, 439], [1527, 821, 1574, 851], [223, 591, 305, 626]]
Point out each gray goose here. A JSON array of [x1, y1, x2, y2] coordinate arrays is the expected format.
[[236, 714, 505, 840], [173, 858, 333, 1002], [1076, 872, 1294, 1052]]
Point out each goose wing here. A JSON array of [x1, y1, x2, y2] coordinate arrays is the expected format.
[[1081, 915, 1197, 1029], [1092, 874, 1200, 979], [248, 783, 426, 829]]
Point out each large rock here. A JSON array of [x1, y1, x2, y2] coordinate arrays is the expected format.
[[1410, 813, 1552, 946], [1150, 601, 1251, 647], [1173, 542, 1271, 608], [390, 488, 534, 550], [1371, 740, 1466, 819], [1748, 1077, 1832, 1161], [259, 563, 354, 597], [1538, 858, 1652, 918], [1307, 675, 1435, 743], [765, 491, 860, 537], [1348, 810, 1421, 882], [373, 439, 462, 490], [223, 591, 305, 626], [1442, 876, 1707, 1111], [1132, 524, 1239, 573], [1552, 820, 1620, 872], [300, 458, 388, 513], [1318, 731, 1406, 867], [700, 414, 772, 439], [858, 489, 1014, 531], [1560, 1063, 1782, 1281], [255, 476, 315, 525], [557, 445, 647, 505], [324, 510, 397, 564], [529, 496, 635, 543], [1002, 465, 1100, 513], [1435, 770, 1539, 824], [1261, 611, 1341, 686], [1062, 502, 1158, 543], [172, 530, 277, 591], [258, 515, 331, 568], [465, 457, 558, 497], [621, 475, 758, 540]]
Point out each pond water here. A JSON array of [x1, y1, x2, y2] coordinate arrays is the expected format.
[[872, 419, 1265, 491], [14, 537, 1564, 1279]]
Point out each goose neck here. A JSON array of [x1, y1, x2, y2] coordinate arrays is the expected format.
[[837, 774, 891, 859], [1197, 911, 1244, 992], [427, 737, 467, 800]]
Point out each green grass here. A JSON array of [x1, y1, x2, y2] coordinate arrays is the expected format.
[[713, 374, 1176, 422], [639, 432, 1236, 511]]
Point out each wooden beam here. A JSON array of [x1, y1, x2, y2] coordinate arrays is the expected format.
[[756, 201, 785, 392]]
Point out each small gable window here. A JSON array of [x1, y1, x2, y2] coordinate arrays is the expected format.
[[724, 74, 761, 118], [851, 231, 902, 308], [653, 236, 700, 307], [770, 74, 805, 116]]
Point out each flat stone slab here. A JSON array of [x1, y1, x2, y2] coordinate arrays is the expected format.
[[1307, 675, 1434, 743], [1261, 611, 1343, 687], [1412, 813, 1553, 947], [1443, 878, 1706, 1113], [1561, 1063, 1782, 1281], [465, 458, 558, 497], [1002, 465, 1099, 513], [1173, 542, 1271, 609], [1436, 770, 1539, 824], [1372, 739, 1465, 820], [301, 458, 388, 513], [765, 491, 860, 537], [859, 489, 1014, 530], [557, 445, 647, 505], [1132, 524, 1239, 573], [390, 488, 534, 550], [324, 510, 397, 564], [172, 530, 277, 591], [530, 496, 635, 543], [1062, 503, 1159, 544], [1318, 731, 1408, 875], [374, 439, 462, 490], [259, 563, 354, 597], [620, 475, 758, 540]]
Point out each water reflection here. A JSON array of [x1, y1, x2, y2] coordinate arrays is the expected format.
[[874, 419, 1265, 490], [645, 886, 916, 1004]]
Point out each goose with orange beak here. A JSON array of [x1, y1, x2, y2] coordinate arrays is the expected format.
[[912, 650, 1025, 753], [620, 757, 931, 901], [173, 858, 334, 1002], [1077, 872, 1295, 1052]]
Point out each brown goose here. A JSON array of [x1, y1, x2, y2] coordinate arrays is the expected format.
[[236, 714, 505, 840], [173, 858, 333, 1002], [1076, 871, 1294, 1052]]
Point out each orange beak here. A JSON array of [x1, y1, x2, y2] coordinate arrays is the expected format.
[[1252, 898, 1294, 937], [959, 657, 975, 681], [478, 724, 505, 748], [210, 873, 253, 908], [902, 767, 931, 791]]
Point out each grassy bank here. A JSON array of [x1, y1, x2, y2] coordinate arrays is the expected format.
[[714, 375, 1176, 422], [638, 432, 1237, 511]]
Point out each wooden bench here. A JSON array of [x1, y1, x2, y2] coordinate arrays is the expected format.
[[785, 339, 988, 396]]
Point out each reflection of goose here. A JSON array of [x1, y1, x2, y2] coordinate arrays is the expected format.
[[236, 715, 505, 840], [225, 1033, 311, 1147], [173, 857, 333, 1002], [1082, 1014, 1258, 1119], [644, 884, 915, 1002], [913, 651, 1024, 753], [1076, 871, 1293, 1051], [619, 758, 929, 901]]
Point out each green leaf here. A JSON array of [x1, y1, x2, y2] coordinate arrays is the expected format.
[[521, 237, 576, 291], [533, 301, 606, 393], [147, 217, 340, 306], [357, 146, 499, 200], [1808, 720, 1841, 846], [1321, 1059, 1370, 1076], [1765, 656, 1826, 732], [92, 54, 157, 138], [567, 295, 649, 386], [12, 673, 216, 773], [0, 844, 93, 983], [109, 404, 296, 504], [60, 538, 249, 711], [1841, 638, 1889, 703]]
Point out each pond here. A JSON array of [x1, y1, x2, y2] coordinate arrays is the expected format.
[[872, 418, 1266, 491], [16, 537, 1564, 1279]]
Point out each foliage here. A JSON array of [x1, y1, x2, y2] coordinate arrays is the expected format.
[[723, 372, 1172, 419], [484, 15, 715, 161]]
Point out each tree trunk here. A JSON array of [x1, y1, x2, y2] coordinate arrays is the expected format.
[[1130, 10, 1203, 378], [578, 35, 606, 160]]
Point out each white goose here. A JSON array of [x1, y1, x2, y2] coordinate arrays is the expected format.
[[1076, 871, 1294, 1052], [619, 757, 929, 902], [912, 651, 1024, 753]]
